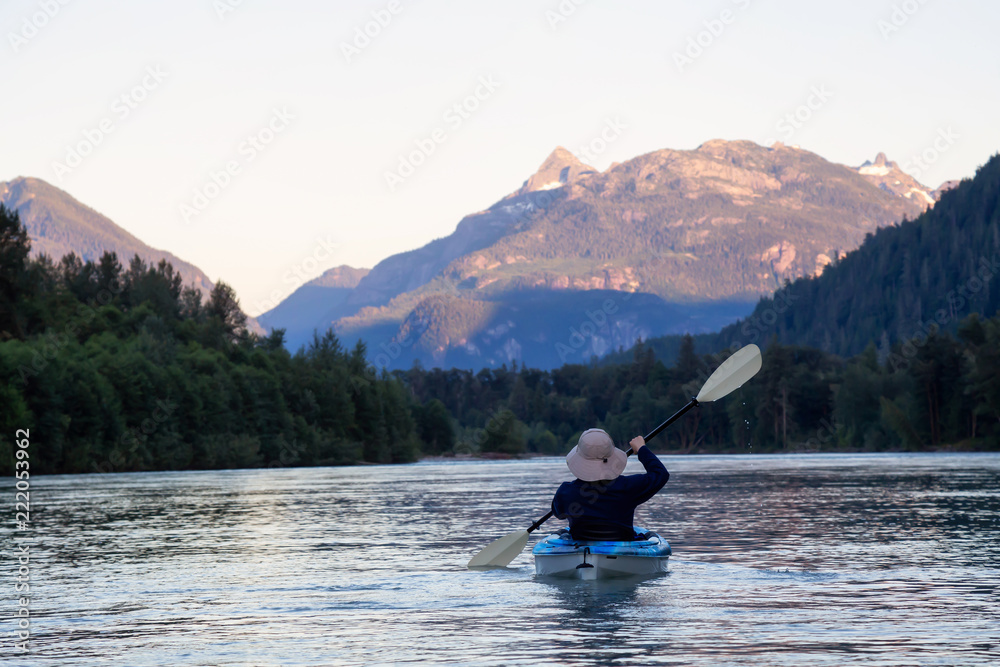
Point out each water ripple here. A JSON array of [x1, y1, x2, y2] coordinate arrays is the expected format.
[[2, 453, 999, 666]]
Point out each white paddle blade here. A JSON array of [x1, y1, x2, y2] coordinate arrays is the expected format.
[[467, 530, 530, 568], [696, 344, 762, 402]]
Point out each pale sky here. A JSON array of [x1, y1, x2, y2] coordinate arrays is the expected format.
[[3, 0, 998, 315]]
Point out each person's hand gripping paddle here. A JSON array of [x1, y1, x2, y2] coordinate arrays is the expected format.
[[467, 343, 763, 568]]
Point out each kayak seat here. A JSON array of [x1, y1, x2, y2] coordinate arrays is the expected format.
[[569, 520, 637, 542]]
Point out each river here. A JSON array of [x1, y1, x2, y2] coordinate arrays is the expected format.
[[6, 453, 1000, 665]]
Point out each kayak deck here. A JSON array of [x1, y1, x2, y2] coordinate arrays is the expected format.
[[532, 528, 671, 579]]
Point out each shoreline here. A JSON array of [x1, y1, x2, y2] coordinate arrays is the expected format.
[[418, 443, 999, 463]]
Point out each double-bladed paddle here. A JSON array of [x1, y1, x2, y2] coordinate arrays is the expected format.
[[467, 343, 763, 568]]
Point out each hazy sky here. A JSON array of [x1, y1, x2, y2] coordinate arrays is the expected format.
[[3, 0, 998, 315]]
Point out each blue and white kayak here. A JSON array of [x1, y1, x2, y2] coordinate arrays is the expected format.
[[532, 528, 671, 579]]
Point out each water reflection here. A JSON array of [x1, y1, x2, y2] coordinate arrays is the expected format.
[[536, 576, 653, 664], [5, 453, 999, 666]]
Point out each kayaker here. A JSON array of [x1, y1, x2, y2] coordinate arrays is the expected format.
[[551, 428, 668, 541]]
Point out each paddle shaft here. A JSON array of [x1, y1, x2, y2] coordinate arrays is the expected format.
[[627, 397, 699, 458], [527, 397, 700, 533]]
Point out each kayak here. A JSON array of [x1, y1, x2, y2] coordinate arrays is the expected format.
[[532, 528, 671, 579]]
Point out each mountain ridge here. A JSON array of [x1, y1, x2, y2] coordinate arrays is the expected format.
[[0, 177, 214, 295], [264, 140, 950, 364], [0, 176, 264, 333]]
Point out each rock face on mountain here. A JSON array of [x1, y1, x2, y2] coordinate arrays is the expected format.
[[264, 140, 935, 367], [0, 177, 214, 295]]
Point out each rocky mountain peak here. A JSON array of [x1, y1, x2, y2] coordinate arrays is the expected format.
[[858, 152, 897, 175], [855, 153, 935, 207], [518, 147, 597, 195], [1, 176, 45, 202]]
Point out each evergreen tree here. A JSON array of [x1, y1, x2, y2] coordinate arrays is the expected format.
[[0, 204, 31, 339]]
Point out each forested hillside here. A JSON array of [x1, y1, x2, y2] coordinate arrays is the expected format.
[[718, 153, 1000, 356], [609, 154, 1000, 364], [0, 204, 418, 473]]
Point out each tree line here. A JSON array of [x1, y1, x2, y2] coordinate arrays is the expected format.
[[396, 326, 1000, 456]]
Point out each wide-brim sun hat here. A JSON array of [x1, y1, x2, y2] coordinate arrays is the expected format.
[[566, 428, 626, 481]]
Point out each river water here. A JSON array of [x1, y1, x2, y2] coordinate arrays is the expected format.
[[6, 453, 1000, 666]]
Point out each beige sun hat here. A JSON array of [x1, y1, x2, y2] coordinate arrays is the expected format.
[[565, 428, 627, 481]]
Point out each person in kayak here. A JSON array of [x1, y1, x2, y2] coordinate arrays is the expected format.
[[551, 428, 668, 541]]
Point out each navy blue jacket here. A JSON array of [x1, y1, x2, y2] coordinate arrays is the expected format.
[[551, 446, 669, 540]]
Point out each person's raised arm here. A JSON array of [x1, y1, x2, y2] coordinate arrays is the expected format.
[[622, 435, 668, 503]]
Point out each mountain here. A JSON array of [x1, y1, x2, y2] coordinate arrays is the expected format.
[[264, 140, 933, 367], [257, 265, 369, 347], [343, 148, 598, 312], [611, 153, 1000, 364], [268, 149, 602, 351], [0, 177, 265, 333], [0, 177, 214, 295]]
